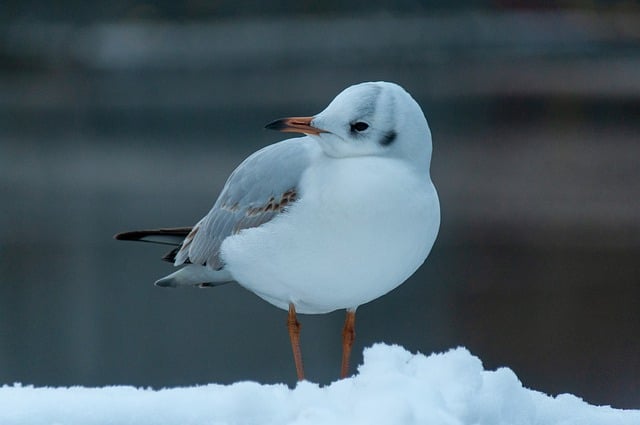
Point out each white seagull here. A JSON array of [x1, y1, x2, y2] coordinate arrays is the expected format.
[[115, 81, 440, 381]]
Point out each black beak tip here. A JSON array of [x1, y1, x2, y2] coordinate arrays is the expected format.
[[264, 119, 286, 131]]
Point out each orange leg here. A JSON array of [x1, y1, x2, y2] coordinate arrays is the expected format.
[[340, 309, 356, 379], [287, 303, 305, 381]]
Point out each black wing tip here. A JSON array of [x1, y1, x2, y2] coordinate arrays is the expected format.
[[113, 231, 140, 241], [162, 248, 191, 264], [113, 227, 193, 242]]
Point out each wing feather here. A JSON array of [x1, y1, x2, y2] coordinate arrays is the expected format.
[[175, 137, 316, 270]]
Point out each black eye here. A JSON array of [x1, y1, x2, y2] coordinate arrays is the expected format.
[[350, 122, 369, 132]]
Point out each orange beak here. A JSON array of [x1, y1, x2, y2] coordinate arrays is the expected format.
[[265, 116, 326, 135]]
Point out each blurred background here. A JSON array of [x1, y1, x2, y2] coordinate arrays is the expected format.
[[1, 0, 639, 409]]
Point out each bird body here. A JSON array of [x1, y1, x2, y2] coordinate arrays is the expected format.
[[222, 140, 439, 314]]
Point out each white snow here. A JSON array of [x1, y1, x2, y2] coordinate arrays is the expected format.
[[1, 344, 638, 425]]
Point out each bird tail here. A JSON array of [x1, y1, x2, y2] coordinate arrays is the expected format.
[[154, 265, 234, 288], [114, 227, 234, 287]]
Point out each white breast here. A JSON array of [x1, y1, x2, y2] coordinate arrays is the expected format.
[[221, 154, 440, 314]]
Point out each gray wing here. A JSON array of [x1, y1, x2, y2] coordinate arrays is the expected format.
[[174, 137, 317, 270]]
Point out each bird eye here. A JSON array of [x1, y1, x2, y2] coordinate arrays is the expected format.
[[350, 122, 369, 132]]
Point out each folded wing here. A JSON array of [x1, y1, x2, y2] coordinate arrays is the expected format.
[[114, 137, 316, 286], [176, 138, 314, 270]]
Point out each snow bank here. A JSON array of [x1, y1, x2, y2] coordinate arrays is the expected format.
[[1, 344, 637, 425]]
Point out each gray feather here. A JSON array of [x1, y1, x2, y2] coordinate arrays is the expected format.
[[175, 137, 316, 270]]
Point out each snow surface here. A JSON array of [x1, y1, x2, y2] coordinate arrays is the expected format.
[[1, 344, 638, 425]]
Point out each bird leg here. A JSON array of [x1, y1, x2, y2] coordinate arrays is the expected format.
[[287, 303, 304, 381], [340, 309, 356, 379]]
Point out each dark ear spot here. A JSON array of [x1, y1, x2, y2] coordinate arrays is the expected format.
[[380, 130, 397, 146]]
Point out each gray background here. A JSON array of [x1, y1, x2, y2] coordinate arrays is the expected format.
[[1, 1, 639, 409]]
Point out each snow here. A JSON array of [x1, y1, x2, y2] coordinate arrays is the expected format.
[[1, 344, 638, 425]]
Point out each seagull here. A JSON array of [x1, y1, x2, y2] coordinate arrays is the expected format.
[[115, 81, 440, 381]]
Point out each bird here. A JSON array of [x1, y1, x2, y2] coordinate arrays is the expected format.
[[115, 81, 440, 381]]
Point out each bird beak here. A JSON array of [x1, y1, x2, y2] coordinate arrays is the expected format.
[[264, 116, 327, 135]]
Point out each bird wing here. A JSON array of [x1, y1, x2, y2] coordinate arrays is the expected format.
[[174, 137, 317, 270]]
